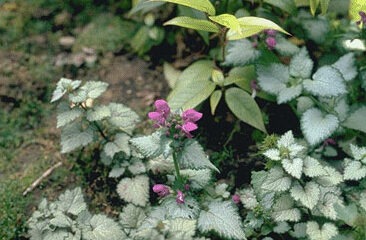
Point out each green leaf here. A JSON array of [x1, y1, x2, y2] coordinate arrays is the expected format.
[[150, 0, 216, 15], [289, 47, 314, 79], [130, 0, 165, 15], [51, 78, 82, 103], [332, 53, 357, 82], [210, 90, 222, 115], [180, 169, 211, 189], [130, 131, 170, 158], [303, 66, 346, 98], [310, 0, 320, 16], [164, 16, 219, 33], [320, 0, 331, 15], [163, 218, 197, 239], [334, 203, 358, 227], [263, 0, 296, 13], [301, 108, 339, 146], [227, 16, 289, 41], [261, 167, 292, 192], [343, 160, 366, 180], [164, 62, 181, 89], [119, 204, 146, 229], [290, 181, 320, 209], [282, 158, 303, 179], [117, 175, 149, 207], [163, 197, 200, 219], [178, 139, 219, 172], [56, 187, 87, 216], [223, 39, 261, 67], [107, 103, 140, 134], [275, 36, 300, 56], [225, 87, 266, 133], [272, 194, 301, 222], [225, 66, 276, 102], [83, 214, 126, 240], [57, 102, 83, 128], [303, 156, 327, 177], [168, 60, 214, 111], [209, 14, 241, 32], [198, 201, 247, 240], [342, 106, 366, 133], [211, 69, 225, 86], [104, 133, 131, 158], [86, 105, 111, 122], [306, 221, 338, 240], [60, 122, 95, 153]]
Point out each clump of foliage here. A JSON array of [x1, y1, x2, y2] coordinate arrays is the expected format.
[[27, 0, 366, 239]]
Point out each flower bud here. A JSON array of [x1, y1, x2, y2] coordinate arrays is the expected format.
[[153, 184, 170, 197], [266, 37, 277, 50], [176, 190, 185, 204], [232, 194, 241, 204]]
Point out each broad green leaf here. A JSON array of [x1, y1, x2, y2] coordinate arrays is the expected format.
[[56, 188, 87, 216], [210, 90, 222, 115], [69, 81, 109, 103], [290, 181, 320, 209], [350, 144, 366, 162], [264, 0, 296, 13], [180, 169, 211, 189], [223, 39, 261, 67], [306, 221, 338, 240], [163, 197, 200, 219], [211, 70, 225, 86], [130, 131, 170, 158], [282, 158, 303, 179], [303, 156, 327, 177], [332, 53, 357, 82], [225, 87, 266, 133], [178, 139, 219, 172], [198, 201, 247, 240], [301, 108, 339, 146], [310, 0, 320, 16], [163, 62, 181, 88], [86, 105, 111, 122], [163, 218, 197, 239], [57, 102, 83, 128], [272, 194, 301, 222], [60, 122, 95, 153], [117, 175, 149, 207], [275, 36, 300, 56], [343, 160, 366, 180], [225, 66, 276, 102], [164, 16, 220, 33], [227, 16, 289, 41], [168, 60, 214, 111], [119, 204, 146, 229], [107, 103, 140, 134], [334, 203, 358, 227], [303, 66, 346, 98], [104, 133, 131, 158], [150, 0, 216, 15], [320, 0, 331, 14], [342, 106, 366, 133], [83, 214, 126, 240], [261, 167, 292, 192], [51, 78, 82, 103], [130, 0, 165, 15], [209, 14, 241, 32], [289, 47, 313, 79]]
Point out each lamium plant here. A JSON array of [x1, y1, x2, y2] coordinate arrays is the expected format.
[[27, 0, 366, 240]]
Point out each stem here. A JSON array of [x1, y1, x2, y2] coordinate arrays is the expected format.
[[172, 150, 182, 185], [224, 120, 240, 147], [221, 29, 228, 62], [308, 95, 334, 114]]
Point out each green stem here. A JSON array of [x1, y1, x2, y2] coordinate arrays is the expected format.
[[224, 120, 240, 147], [308, 95, 335, 114], [172, 150, 182, 185]]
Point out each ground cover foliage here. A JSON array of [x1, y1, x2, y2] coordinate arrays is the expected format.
[[1, 0, 366, 239]]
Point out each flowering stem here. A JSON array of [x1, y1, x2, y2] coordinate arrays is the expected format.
[[172, 150, 183, 187]]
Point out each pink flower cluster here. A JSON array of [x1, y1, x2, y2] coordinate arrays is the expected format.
[[148, 100, 202, 138], [251, 29, 277, 51], [152, 184, 186, 204]]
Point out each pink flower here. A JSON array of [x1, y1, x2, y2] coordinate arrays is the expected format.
[[232, 194, 241, 204], [148, 100, 170, 126], [264, 29, 277, 37], [266, 37, 276, 50], [181, 121, 198, 138], [182, 109, 203, 123], [252, 42, 258, 48], [176, 190, 185, 204], [184, 184, 190, 191], [357, 11, 366, 25], [153, 184, 170, 197]]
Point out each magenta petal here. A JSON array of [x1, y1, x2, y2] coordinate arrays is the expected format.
[[153, 184, 170, 197], [155, 100, 170, 114], [176, 190, 185, 204], [148, 112, 163, 121], [182, 109, 203, 123], [266, 37, 276, 50], [182, 122, 198, 132], [232, 194, 241, 204]]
